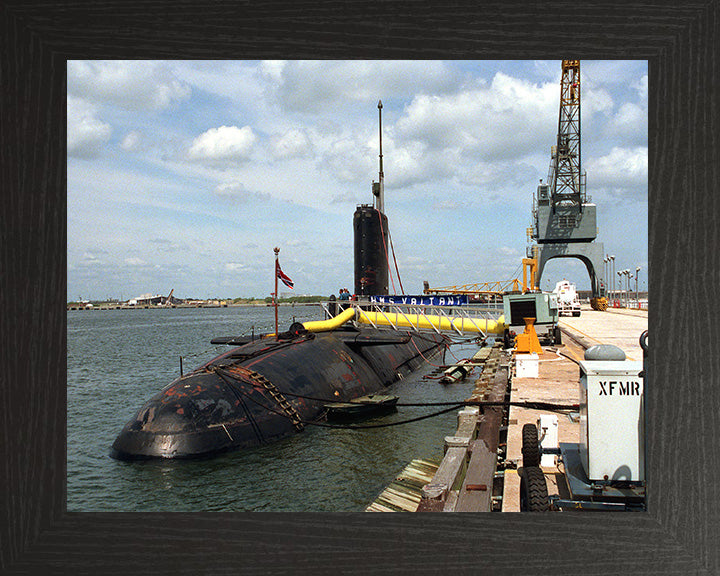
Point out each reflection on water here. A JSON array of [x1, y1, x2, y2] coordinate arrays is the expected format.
[[67, 306, 481, 511]]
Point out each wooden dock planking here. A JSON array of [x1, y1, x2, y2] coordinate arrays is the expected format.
[[455, 439, 496, 512], [455, 352, 511, 511], [365, 459, 439, 512], [417, 343, 512, 512]]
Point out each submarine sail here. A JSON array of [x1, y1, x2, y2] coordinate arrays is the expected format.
[[354, 205, 389, 296], [354, 100, 390, 296]]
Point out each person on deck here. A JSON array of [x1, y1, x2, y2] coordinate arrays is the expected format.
[[338, 288, 349, 310]]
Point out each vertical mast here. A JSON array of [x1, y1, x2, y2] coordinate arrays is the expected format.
[[273, 247, 279, 340], [377, 100, 384, 214]]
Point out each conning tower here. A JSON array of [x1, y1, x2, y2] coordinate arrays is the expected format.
[[354, 100, 389, 296], [529, 60, 607, 310]]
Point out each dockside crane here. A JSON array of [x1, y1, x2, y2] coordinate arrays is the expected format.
[[426, 61, 608, 310], [529, 60, 608, 311], [164, 288, 174, 307]]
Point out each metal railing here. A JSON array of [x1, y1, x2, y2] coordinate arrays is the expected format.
[[320, 301, 504, 337]]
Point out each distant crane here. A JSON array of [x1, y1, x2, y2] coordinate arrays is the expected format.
[[163, 288, 174, 307], [528, 60, 608, 311]]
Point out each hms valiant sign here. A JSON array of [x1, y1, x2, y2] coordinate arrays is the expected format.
[[369, 295, 468, 306]]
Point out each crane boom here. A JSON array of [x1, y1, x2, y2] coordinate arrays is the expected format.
[[550, 60, 583, 212]]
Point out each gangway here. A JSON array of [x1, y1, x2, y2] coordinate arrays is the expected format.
[[320, 301, 507, 338]]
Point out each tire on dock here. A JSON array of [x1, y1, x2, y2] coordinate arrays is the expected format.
[[520, 466, 550, 511], [521, 423, 541, 467]]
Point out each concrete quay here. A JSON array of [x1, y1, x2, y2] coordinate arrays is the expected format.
[[502, 307, 647, 512], [559, 306, 648, 360], [368, 306, 648, 512]]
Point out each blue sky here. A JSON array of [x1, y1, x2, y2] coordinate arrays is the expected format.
[[67, 60, 648, 301]]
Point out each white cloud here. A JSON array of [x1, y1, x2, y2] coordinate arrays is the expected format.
[[68, 60, 190, 110], [321, 136, 375, 183], [80, 251, 106, 265], [169, 61, 264, 103], [583, 86, 614, 117], [583, 61, 645, 91], [214, 181, 248, 196], [330, 190, 362, 204], [225, 262, 247, 272], [124, 257, 146, 266], [612, 102, 647, 133], [387, 141, 428, 187], [67, 97, 112, 158], [635, 74, 648, 101], [120, 131, 141, 151], [396, 72, 557, 162], [587, 146, 648, 195], [270, 128, 311, 159], [188, 125, 257, 162], [261, 60, 286, 83], [212, 181, 273, 205], [432, 199, 460, 210], [274, 60, 458, 111]]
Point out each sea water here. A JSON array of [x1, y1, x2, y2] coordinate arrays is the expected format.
[[67, 306, 481, 512]]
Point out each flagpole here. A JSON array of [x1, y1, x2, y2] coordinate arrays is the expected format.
[[274, 247, 280, 340]]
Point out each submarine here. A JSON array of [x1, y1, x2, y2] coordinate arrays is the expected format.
[[111, 311, 447, 459], [111, 100, 449, 460]]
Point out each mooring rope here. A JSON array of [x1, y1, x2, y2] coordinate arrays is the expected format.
[[211, 365, 577, 432]]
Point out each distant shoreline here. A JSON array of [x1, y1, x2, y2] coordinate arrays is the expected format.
[[66, 301, 324, 311]]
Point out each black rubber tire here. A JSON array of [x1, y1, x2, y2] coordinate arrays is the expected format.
[[520, 466, 550, 511], [553, 325, 562, 345], [521, 423, 541, 467]]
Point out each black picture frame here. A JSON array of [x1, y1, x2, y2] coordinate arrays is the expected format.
[[2, 1, 717, 574]]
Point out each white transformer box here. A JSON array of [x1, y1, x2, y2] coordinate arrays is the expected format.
[[515, 353, 539, 378], [538, 414, 559, 468], [579, 360, 644, 482]]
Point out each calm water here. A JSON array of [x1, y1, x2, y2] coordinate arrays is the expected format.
[[67, 306, 481, 512]]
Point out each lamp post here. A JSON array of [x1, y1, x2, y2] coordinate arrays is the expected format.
[[604, 256, 609, 298], [635, 267, 641, 308], [625, 270, 631, 308], [610, 255, 616, 302], [617, 270, 623, 307]]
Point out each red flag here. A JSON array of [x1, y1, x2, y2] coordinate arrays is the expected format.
[[276, 261, 294, 289]]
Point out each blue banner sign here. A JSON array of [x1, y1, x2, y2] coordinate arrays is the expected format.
[[368, 294, 468, 306]]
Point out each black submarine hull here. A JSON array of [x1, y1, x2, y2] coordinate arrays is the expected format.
[[111, 326, 447, 460]]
